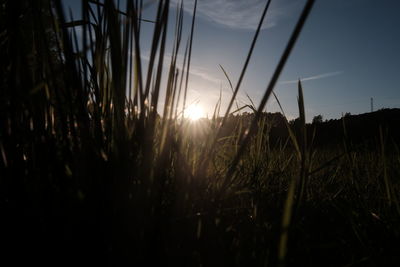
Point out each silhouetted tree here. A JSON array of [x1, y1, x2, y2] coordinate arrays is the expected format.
[[312, 114, 323, 124]]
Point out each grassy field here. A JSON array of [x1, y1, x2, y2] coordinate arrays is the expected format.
[[1, 0, 399, 266]]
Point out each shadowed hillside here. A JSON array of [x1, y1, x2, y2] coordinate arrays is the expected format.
[[220, 108, 400, 149], [311, 108, 400, 148]]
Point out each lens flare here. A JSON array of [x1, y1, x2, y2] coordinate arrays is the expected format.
[[185, 104, 205, 121]]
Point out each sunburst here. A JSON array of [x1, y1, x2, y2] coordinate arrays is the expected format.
[[185, 104, 205, 121]]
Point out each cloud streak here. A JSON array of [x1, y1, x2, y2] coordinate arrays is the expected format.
[[189, 66, 222, 84], [279, 71, 343, 84], [139, 51, 222, 85], [171, 0, 300, 30]]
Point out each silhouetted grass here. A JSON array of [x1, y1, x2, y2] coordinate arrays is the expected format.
[[1, 0, 400, 266]]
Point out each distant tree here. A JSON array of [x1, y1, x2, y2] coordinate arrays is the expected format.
[[344, 112, 351, 117], [289, 118, 298, 125], [312, 114, 323, 124]]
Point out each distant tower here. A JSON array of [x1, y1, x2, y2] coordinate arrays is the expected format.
[[370, 97, 374, 112]]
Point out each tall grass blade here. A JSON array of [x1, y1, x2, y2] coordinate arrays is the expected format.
[[182, 0, 197, 119], [220, 0, 315, 194]]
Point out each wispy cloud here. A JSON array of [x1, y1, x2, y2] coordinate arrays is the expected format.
[[139, 51, 222, 85], [171, 0, 300, 30], [279, 71, 343, 84], [189, 66, 222, 84]]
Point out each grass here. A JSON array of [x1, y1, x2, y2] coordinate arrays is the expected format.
[[1, 0, 400, 266]]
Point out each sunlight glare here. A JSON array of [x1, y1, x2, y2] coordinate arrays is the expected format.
[[185, 104, 205, 121]]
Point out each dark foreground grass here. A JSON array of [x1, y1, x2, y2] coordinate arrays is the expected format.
[[1, 0, 400, 266]]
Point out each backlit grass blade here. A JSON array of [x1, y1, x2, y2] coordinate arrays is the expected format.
[[273, 92, 301, 159], [220, 0, 315, 194], [181, 0, 197, 119], [195, 0, 272, 179]]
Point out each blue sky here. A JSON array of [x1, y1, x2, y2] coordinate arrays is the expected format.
[[65, 0, 400, 121]]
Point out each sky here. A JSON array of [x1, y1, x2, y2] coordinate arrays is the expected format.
[[64, 0, 400, 121]]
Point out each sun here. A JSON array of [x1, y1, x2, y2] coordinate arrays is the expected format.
[[185, 104, 205, 121]]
